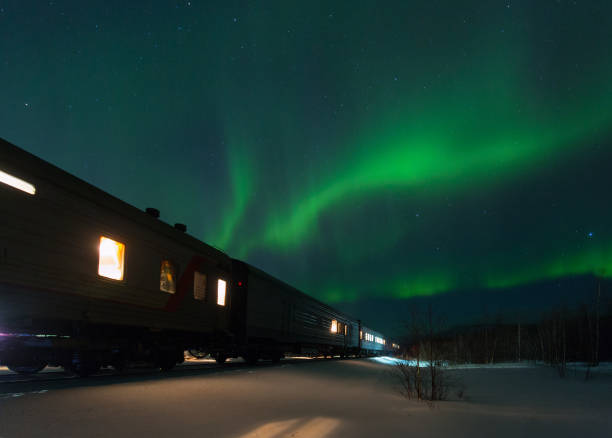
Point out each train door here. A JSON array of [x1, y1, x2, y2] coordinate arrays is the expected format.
[[229, 260, 249, 345], [281, 300, 291, 339]]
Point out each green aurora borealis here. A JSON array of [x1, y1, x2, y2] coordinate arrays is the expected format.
[[1, 1, 612, 330]]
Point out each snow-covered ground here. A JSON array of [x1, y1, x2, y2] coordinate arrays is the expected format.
[[0, 358, 610, 437], [373, 356, 612, 374]]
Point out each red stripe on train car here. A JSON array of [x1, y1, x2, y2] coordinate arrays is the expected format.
[[163, 256, 206, 312]]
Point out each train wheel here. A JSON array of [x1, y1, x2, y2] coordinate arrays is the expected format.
[[242, 353, 258, 365], [111, 358, 128, 373], [215, 353, 227, 364], [159, 361, 175, 371], [188, 349, 207, 359], [158, 353, 176, 372], [68, 352, 101, 377], [7, 362, 47, 375]]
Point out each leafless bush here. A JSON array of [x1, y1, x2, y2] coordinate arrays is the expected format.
[[394, 361, 464, 402], [395, 362, 422, 400], [397, 304, 465, 402]]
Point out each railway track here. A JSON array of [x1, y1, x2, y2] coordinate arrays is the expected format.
[[0, 355, 347, 386]]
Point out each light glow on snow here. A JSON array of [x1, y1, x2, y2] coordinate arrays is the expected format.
[[237, 417, 340, 438]]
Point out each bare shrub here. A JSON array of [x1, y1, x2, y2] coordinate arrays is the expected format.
[[394, 361, 464, 402], [395, 362, 423, 400], [397, 304, 466, 403]]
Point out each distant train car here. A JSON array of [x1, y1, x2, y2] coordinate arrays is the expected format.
[[0, 138, 232, 375], [228, 260, 361, 362], [0, 137, 394, 376], [359, 325, 389, 355]]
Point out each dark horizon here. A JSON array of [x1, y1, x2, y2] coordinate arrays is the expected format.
[[337, 274, 609, 338]]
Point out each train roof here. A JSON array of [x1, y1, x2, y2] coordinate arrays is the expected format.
[[0, 137, 230, 267]]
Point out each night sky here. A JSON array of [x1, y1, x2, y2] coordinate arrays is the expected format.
[[2, 1, 611, 335]]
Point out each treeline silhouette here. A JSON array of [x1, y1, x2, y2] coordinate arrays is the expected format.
[[402, 281, 611, 368]]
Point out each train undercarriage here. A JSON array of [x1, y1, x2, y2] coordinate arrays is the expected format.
[[1, 329, 381, 377]]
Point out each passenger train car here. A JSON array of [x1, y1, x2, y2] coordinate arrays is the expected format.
[[0, 137, 395, 375]]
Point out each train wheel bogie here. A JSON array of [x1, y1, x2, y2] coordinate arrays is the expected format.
[[111, 357, 129, 373], [242, 352, 258, 365], [2, 347, 49, 375], [215, 353, 227, 364], [67, 351, 102, 377], [157, 352, 177, 371], [188, 349, 206, 359], [7, 362, 47, 375]]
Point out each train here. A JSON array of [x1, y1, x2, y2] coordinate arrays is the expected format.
[[0, 137, 397, 376]]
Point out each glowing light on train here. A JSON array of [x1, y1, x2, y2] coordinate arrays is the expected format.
[[98, 236, 125, 280], [331, 319, 338, 333], [160, 260, 177, 293], [217, 279, 227, 306], [0, 169, 36, 195]]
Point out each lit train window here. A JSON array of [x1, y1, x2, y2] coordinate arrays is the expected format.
[[360, 330, 363, 340], [217, 279, 226, 306], [194, 271, 206, 301], [0, 169, 36, 195], [331, 320, 338, 333], [344, 325, 348, 336], [160, 260, 177, 294], [98, 236, 125, 280]]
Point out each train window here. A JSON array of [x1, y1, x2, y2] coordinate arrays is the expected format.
[[194, 271, 206, 301], [217, 279, 226, 306], [331, 320, 337, 333], [160, 260, 177, 294], [360, 330, 363, 340], [98, 236, 125, 280], [0, 169, 36, 195], [344, 325, 348, 336]]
